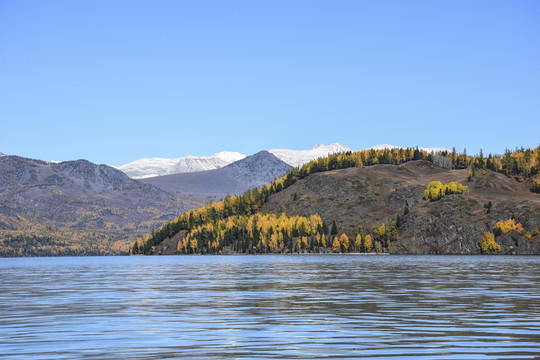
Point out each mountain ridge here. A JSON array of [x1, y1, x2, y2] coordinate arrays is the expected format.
[[141, 151, 292, 201], [117, 143, 450, 179], [118, 151, 246, 179], [0, 155, 197, 256]]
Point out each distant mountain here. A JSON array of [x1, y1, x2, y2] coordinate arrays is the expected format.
[[270, 143, 352, 168], [368, 144, 449, 153], [142, 151, 293, 201], [118, 151, 246, 179], [0, 155, 199, 256], [117, 143, 452, 180], [118, 143, 353, 178], [0, 152, 5, 156]]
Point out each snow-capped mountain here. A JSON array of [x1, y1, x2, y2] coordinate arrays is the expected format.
[[269, 143, 352, 168], [119, 143, 448, 179], [119, 144, 352, 178], [0, 152, 5, 156], [118, 151, 246, 179], [142, 151, 292, 201], [367, 144, 449, 153]]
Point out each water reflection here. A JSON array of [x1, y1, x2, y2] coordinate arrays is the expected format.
[[0, 255, 539, 359]]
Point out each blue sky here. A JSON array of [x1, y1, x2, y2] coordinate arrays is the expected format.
[[1, 0, 539, 166]]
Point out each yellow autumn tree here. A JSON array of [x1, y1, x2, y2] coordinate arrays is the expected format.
[[355, 234, 362, 251], [189, 236, 197, 253], [424, 180, 468, 201], [339, 233, 349, 252], [479, 231, 501, 252], [364, 234, 373, 251], [269, 232, 278, 251], [332, 236, 341, 252], [494, 219, 524, 236]]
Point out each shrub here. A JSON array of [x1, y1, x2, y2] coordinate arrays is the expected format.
[[479, 231, 501, 252], [533, 179, 540, 194], [423, 181, 468, 201], [494, 219, 524, 236]]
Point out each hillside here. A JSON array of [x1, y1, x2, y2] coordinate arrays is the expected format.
[[0, 156, 199, 256], [135, 146, 540, 256], [261, 161, 539, 254], [141, 151, 292, 202]]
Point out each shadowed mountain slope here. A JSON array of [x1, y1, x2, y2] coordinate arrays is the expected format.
[[142, 151, 293, 201], [0, 156, 197, 256]]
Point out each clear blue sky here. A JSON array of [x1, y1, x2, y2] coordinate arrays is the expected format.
[[1, 0, 539, 166]]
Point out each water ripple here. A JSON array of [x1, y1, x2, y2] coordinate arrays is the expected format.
[[0, 255, 539, 359]]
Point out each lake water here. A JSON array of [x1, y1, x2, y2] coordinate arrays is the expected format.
[[1, 255, 539, 359]]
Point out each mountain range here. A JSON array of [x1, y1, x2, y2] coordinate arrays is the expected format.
[[118, 151, 246, 179], [0, 143, 458, 256], [0, 156, 195, 256], [142, 151, 293, 201], [118, 143, 352, 178], [118, 143, 451, 179]]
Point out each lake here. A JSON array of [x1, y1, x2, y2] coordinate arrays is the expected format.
[[0, 255, 539, 359]]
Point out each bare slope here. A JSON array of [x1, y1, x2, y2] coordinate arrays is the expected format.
[[261, 161, 540, 254]]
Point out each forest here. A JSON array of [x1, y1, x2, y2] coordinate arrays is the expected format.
[[133, 145, 540, 255], [0, 230, 128, 257]]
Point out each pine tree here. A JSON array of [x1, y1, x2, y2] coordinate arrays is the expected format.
[[322, 221, 329, 235], [331, 221, 338, 235]]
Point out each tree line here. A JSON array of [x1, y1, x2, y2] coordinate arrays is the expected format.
[[132, 210, 400, 254]]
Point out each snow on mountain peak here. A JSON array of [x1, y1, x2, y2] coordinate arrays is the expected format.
[[270, 143, 352, 168], [211, 151, 246, 163], [117, 143, 449, 179], [118, 151, 246, 179]]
